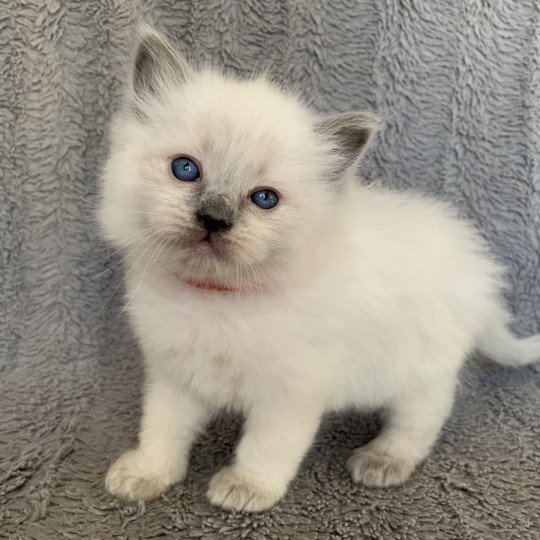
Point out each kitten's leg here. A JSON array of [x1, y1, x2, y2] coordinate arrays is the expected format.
[[106, 378, 207, 501], [347, 375, 456, 487], [208, 401, 322, 512]]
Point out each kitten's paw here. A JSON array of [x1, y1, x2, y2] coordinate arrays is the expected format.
[[347, 447, 415, 488], [207, 466, 283, 512], [105, 449, 179, 501]]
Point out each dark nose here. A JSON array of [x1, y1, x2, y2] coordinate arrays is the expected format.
[[196, 212, 231, 234]]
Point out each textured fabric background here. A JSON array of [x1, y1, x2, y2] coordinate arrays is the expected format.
[[1, 1, 539, 538]]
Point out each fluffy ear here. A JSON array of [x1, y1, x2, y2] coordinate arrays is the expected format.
[[133, 25, 190, 98], [315, 112, 381, 172]]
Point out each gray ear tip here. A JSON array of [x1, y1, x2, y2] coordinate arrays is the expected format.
[[134, 24, 169, 55], [131, 25, 189, 97], [135, 22, 161, 42], [356, 112, 383, 133], [315, 111, 381, 169]]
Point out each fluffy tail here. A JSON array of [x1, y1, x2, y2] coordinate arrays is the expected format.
[[477, 321, 540, 367]]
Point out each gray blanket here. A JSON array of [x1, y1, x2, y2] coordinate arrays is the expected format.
[[1, 1, 538, 538]]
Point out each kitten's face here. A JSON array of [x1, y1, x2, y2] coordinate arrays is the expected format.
[[99, 29, 378, 287]]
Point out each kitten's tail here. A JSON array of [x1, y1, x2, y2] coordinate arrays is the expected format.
[[477, 320, 540, 367]]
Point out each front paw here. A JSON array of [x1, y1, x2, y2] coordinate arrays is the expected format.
[[207, 466, 284, 512], [347, 447, 415, 488], [105, 449, 180, 501]]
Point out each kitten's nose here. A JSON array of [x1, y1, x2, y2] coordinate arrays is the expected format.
[[196, 212, 231, 234]]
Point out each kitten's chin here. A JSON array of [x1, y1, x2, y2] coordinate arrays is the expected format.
[[159, 232, 269, 286], [165, 231, 228, 262], [161, 241, 235, 283], [187, 230, 230, 260]]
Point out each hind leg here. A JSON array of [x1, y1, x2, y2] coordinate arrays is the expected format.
[[347, 374, 457, 487]]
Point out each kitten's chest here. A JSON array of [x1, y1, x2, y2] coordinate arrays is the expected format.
[[133, 291, 285, 406], [177, 349, 247, 407]]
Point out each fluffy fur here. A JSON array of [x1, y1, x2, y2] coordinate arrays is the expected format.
[[99, 27, 539, 512]]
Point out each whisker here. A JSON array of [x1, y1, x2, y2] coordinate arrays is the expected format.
[[254, 261, 278, 297], [234, 259, 241, 305], [239, 261, 244, 304], [123, 237, 168, 314], [81, 227, 160, 274], [98, 232, 161, 316], [250, 261, 264, 301], [265, 257, 290, 299]]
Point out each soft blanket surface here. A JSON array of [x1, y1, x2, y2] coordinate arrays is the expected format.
[[1, 1, 538, 538]]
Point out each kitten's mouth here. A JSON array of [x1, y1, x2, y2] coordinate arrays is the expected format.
[[192, 229, 232, 259], [168, 228, 229, 262], [195, 234, 214, 255], [168, 232, 265, 294]]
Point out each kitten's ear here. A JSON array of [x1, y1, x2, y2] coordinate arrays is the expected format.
[[133, 25, 190, 98], [315, 112, 381, 172]]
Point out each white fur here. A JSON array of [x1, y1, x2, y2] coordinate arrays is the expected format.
[[100, 29, 539, 512]]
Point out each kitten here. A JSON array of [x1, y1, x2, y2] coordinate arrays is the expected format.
[[99, 26, 540, 512]]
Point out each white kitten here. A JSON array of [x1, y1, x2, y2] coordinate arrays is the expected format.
[[99, 27, 539, 512]]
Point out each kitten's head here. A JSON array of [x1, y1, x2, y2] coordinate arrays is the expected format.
[[99, 27, 379, 288]]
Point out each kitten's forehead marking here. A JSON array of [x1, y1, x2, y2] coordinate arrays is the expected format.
[[198, 113, 275, 182]]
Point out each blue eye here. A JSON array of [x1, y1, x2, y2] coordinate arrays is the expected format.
[[171, 157, 200, 181], [250, 189, 279, 209]]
